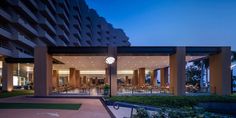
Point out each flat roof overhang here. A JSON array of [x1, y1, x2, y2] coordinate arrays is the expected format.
[[48, 46, 108, 56], [4, 58, 63, 64], [117, 46, 176, 56], [3, 46, 228, 63], [47, 46, 224, 56]]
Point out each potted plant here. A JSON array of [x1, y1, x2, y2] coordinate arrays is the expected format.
[[103, 84, 110, 96]]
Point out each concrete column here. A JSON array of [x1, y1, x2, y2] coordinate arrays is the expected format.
[[2, 61, 13, 92], [138, 68, 145, 87], [34, 46, 52, 96], [52, 70, 59, 90], [160, 67, 168, 87], [108, 46, 117, 96], [69, 68, 76, 88], [76, 70, 80, 88], [169, 47, 186, 96], [150, 70, 157, 86], [82, 76, 86, 86], [132, 70, 138, 86], [209, 47, 231, 95], [105, 67, 109, 84]]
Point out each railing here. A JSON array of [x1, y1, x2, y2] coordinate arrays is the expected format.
[[112, 102, 160, 118]]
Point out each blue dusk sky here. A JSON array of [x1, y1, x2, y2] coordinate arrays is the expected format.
[[86, 0, 236, 50]]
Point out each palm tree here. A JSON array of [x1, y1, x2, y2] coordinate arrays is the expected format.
[[193, 58, 209, 88]]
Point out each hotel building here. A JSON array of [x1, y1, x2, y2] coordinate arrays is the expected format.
[[0, 0, 233, 97]]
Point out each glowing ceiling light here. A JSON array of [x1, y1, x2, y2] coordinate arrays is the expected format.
[[105, 57, 115, 64]]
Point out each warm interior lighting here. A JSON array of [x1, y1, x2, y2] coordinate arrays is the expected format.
[[26, 66, 33, 72], [58, 70, 70, 74], [80, 70, 105, 74], [117, 70, 133, 74], [0, 61, 2, 68]]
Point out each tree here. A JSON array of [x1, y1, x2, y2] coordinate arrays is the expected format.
[[193, 59, 209, 87], [186, 65, 201, 85]]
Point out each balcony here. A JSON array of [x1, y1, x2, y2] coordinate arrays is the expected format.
[[39, 3, 57, 24], [0, 47, 12, 57], [39, 17, 56, 35], [17, 52, 33, 58], [58, 0, 69, 15], [57, 28, 70, 43], [58, 18, 70, 34], [14, 32, 36, 48], [45, 7, 57, 24], [48, 0, 56, 12], [57, 7, 69, 24], [0, 8, 12, 22], [27, 0, 38, 10], [16, 18, 38, 37], [39, 30, 56, 45], [17, 1, 38, 23], [0, 27, 12, 40]]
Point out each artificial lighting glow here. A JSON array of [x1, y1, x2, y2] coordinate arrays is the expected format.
[[13, 76, 18, 86], [80, 70, 105, 74], [0, 61, 2, 68], [58, 70, 70, 74], [231, 64, 236, 69], [26, 66, 33, 72], [105, 57, 115, 64], [118, 70, 133, 74]]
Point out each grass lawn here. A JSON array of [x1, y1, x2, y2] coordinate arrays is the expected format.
[[109, 95, 236, 108], [0, 103, 81, 110], [0, 90, 34, 98]]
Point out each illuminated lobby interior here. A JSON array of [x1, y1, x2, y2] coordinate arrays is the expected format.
[[0, 46, 232, 96]]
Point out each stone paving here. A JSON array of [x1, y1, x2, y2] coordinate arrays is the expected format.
[[0, 96, 110, 118]]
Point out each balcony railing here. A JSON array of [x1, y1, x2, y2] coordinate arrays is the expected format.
[[18, 1, 37, 23], [57, 28, 69, 43], [17, 33, 36, 47], [28, 0, 38, 9], [38, 16, 56, 35], [0, 47, 12, 57], [57, 7, 69, 24], [17, 18, 38, 36], [45, 7, 57, 24], [0, 27, 12, 40], [0, 8, 12, 22], [48, 0, 56, 12], [38, 30, 56, 45], [58, 18, 70, 34], [44, 32, 56, 45]]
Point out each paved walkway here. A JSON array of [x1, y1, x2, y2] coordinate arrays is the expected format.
[[0, 96, 110, 118]]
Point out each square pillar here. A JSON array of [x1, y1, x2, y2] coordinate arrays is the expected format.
[[160, 67, 168, 87], [2, 61, 13, 92], [132, 70, 138, 86], [69, 68, 76, 88], [209, 47, 231, 95], [108, 46, 117, 96], [150, 70, 157, 86], [34, 46, 52, 96], [52, 70, 59, 90], [138, 68, 145, 87], [76, 70, 80, 88], [170, 47, 186, 96], [105, 67, 109, 84]]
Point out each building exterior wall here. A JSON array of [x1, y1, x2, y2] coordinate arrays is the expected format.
[[0, 0, 130, 58]]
